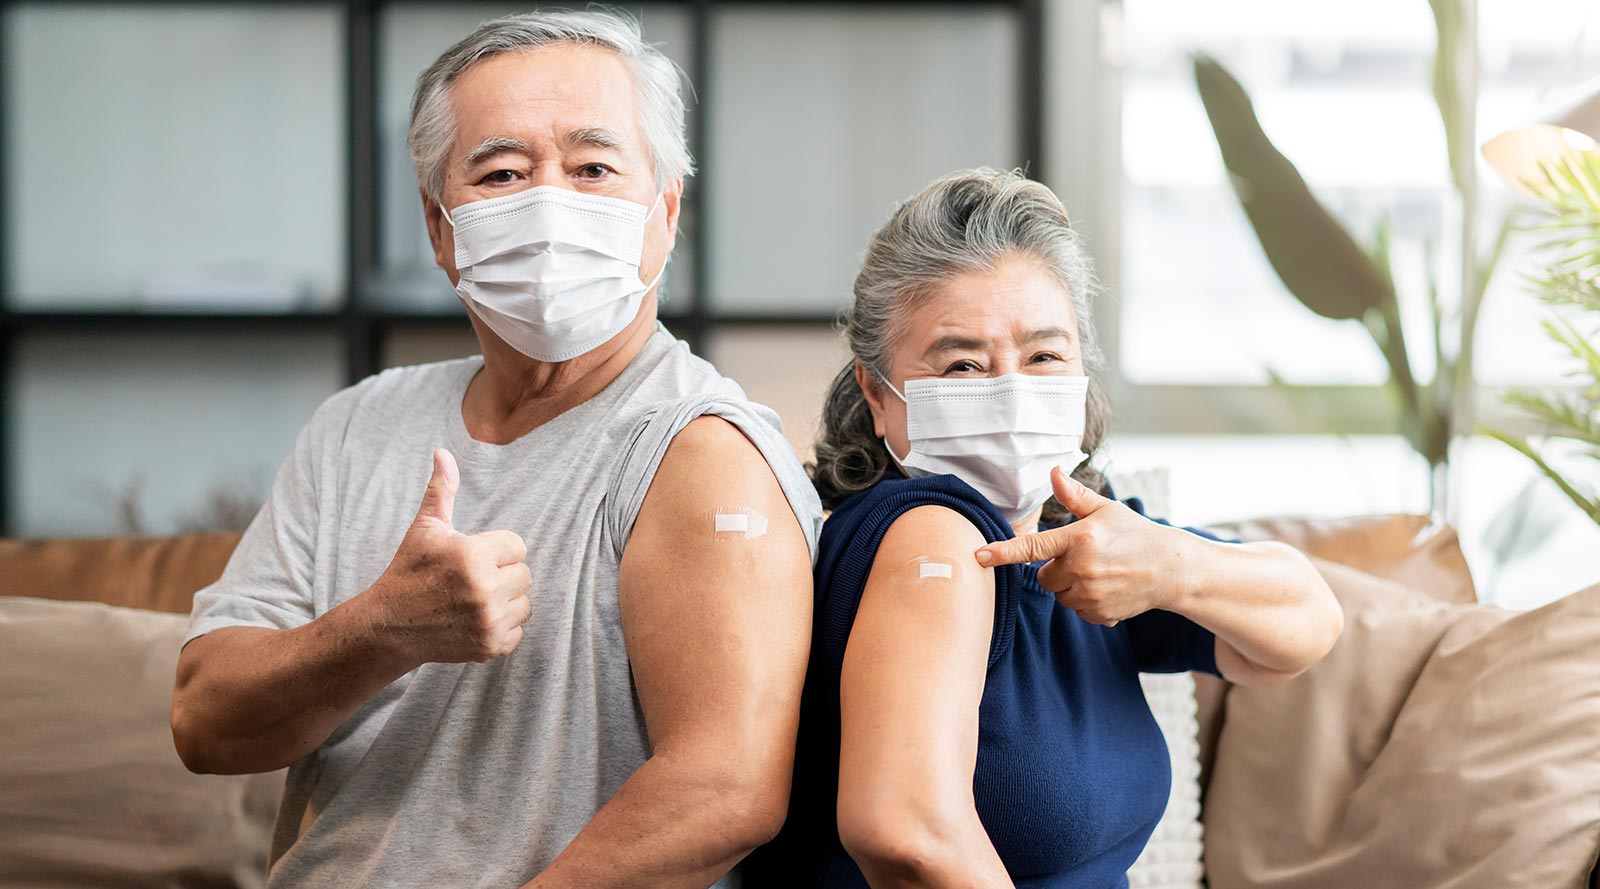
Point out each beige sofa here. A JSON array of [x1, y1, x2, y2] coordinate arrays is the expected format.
[[1, 517, 1596, 888]]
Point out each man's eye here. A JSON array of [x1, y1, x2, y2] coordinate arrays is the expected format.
[[944, 360, 981, 374], [577, 163, 613, 179], [480, 170, 519, 185], [1031, 352, 1063, 363]]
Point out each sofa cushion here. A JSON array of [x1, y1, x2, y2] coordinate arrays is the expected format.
[[0, 532, 242, 614], [1202, 561, 1600, 889], [1194, 514, 1477, 792], [0, 596, 282, 889]]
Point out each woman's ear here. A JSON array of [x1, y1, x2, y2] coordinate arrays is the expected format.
[[855, 363, 888, 439]]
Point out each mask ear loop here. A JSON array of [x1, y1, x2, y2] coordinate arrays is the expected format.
[[641, 258, 668, 294], [875, 372, 908, 403], [872, 371, 915, 467], [640, 191, 670, 297]]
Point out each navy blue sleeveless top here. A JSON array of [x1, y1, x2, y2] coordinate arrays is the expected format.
[[746, 474, 1228, 888]]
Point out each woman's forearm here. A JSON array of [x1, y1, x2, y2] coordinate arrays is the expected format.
[[842, 807, 1014, 889], [1166, 531, 1343, 680]]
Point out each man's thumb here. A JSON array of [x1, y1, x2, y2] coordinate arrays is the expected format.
[[416, 448, 459, 527], [1052, 465, 1110, 518]]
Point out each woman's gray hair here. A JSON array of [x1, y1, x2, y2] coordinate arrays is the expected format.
[[810, 167, 1112, 517], [407, 8, 694, 202]]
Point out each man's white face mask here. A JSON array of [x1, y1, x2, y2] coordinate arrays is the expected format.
[[882, 372, 1091, 525], [442, 185, 665, 362]]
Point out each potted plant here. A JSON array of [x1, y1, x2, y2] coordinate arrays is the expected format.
[[1490, 151, 1600, 525]]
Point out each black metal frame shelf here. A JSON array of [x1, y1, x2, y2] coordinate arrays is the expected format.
[[0, 0, 1045, 535]]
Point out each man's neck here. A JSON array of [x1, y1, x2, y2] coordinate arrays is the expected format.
[[460, 299, 660, 445]]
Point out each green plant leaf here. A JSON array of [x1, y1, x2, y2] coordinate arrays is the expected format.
[[1469, 214, 1517, 319], [1428, 0, 1472, 195], [1487, 431, 1600, 523], [1541, 314, 1600, 381], [1497, 150, 1600, 527], [1536, 270, 1600, 313], [1479, 475, 1563, 573], [1192, 54, 1396, 323], [1503, 391, 1600, 446]]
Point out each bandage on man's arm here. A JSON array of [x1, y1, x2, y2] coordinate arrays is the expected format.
[[522, 415, 813, 888]]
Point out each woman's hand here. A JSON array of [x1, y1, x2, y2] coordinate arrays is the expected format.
[[979, 466, 1344, 685], [975, 467, 1193, 626]]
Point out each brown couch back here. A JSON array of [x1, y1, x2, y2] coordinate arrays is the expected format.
[[0, 532, 243, 614], [4, 514, 1472, 615], [1194, 514, 1477, 795]]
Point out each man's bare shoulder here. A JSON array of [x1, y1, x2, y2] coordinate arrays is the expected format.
[[631, 414, 805, 545]]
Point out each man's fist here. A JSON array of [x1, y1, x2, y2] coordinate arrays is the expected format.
[[365, 448, 534, 665]]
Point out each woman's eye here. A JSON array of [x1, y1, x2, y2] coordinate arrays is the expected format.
[[577, 163, 613, 180], [944, 360, 982, 374], [480, 169, 519, 185]]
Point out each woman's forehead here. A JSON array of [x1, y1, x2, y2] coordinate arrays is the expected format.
[[899, 262, 1079, 346]]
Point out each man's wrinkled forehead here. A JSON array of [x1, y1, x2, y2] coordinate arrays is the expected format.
[[446, 45, 641, 159]]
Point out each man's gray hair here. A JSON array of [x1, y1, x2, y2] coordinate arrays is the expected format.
[[407, 8, 694, 202]]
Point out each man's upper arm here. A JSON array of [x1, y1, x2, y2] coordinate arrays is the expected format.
[[617, 415, 813, 777]]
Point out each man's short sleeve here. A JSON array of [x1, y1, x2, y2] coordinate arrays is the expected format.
[[182, 389, 353, 647], [605, 393, 824, 562]]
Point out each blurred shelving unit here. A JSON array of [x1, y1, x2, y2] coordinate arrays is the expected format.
[[0, 0, 1043, 536]]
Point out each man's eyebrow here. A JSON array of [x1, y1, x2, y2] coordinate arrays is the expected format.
[[1023, 326, 1075, 344], [463, 136, 527, 167], [564, 126, 626, 150]]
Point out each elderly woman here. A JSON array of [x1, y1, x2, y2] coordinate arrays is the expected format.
[[748, 168, 1343, 888]]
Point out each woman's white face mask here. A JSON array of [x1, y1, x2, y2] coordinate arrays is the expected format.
[[442, 185, 665, 362], [881, 372, 1090, 524]]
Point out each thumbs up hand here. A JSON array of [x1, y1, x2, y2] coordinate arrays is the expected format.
[[975, 466, 1187, 627], [366, 448, 534, 664]]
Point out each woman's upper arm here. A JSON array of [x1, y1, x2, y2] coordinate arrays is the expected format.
[[837, 504, 996, 833]]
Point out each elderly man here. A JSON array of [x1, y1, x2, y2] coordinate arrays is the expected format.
[[170, 10, 820, 888]]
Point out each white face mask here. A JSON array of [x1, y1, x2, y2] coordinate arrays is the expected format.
[[881, 372, 1091, 525], [441, 185, 665, 362]]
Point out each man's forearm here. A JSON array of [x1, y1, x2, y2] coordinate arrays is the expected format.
[[172, 592, 418, 774], [523, 750, 785, 888]]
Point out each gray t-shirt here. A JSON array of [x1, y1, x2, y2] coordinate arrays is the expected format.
[[185, 325, 823, 888]]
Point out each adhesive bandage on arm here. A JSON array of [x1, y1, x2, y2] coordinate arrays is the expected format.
[[902, 556, 965, 583], [711, 508, 769, 540]]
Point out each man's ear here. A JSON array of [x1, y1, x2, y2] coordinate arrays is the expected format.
[[662, 177, 684, 245], [422, 189, 449, 271], [855, 363, 888, 439]]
